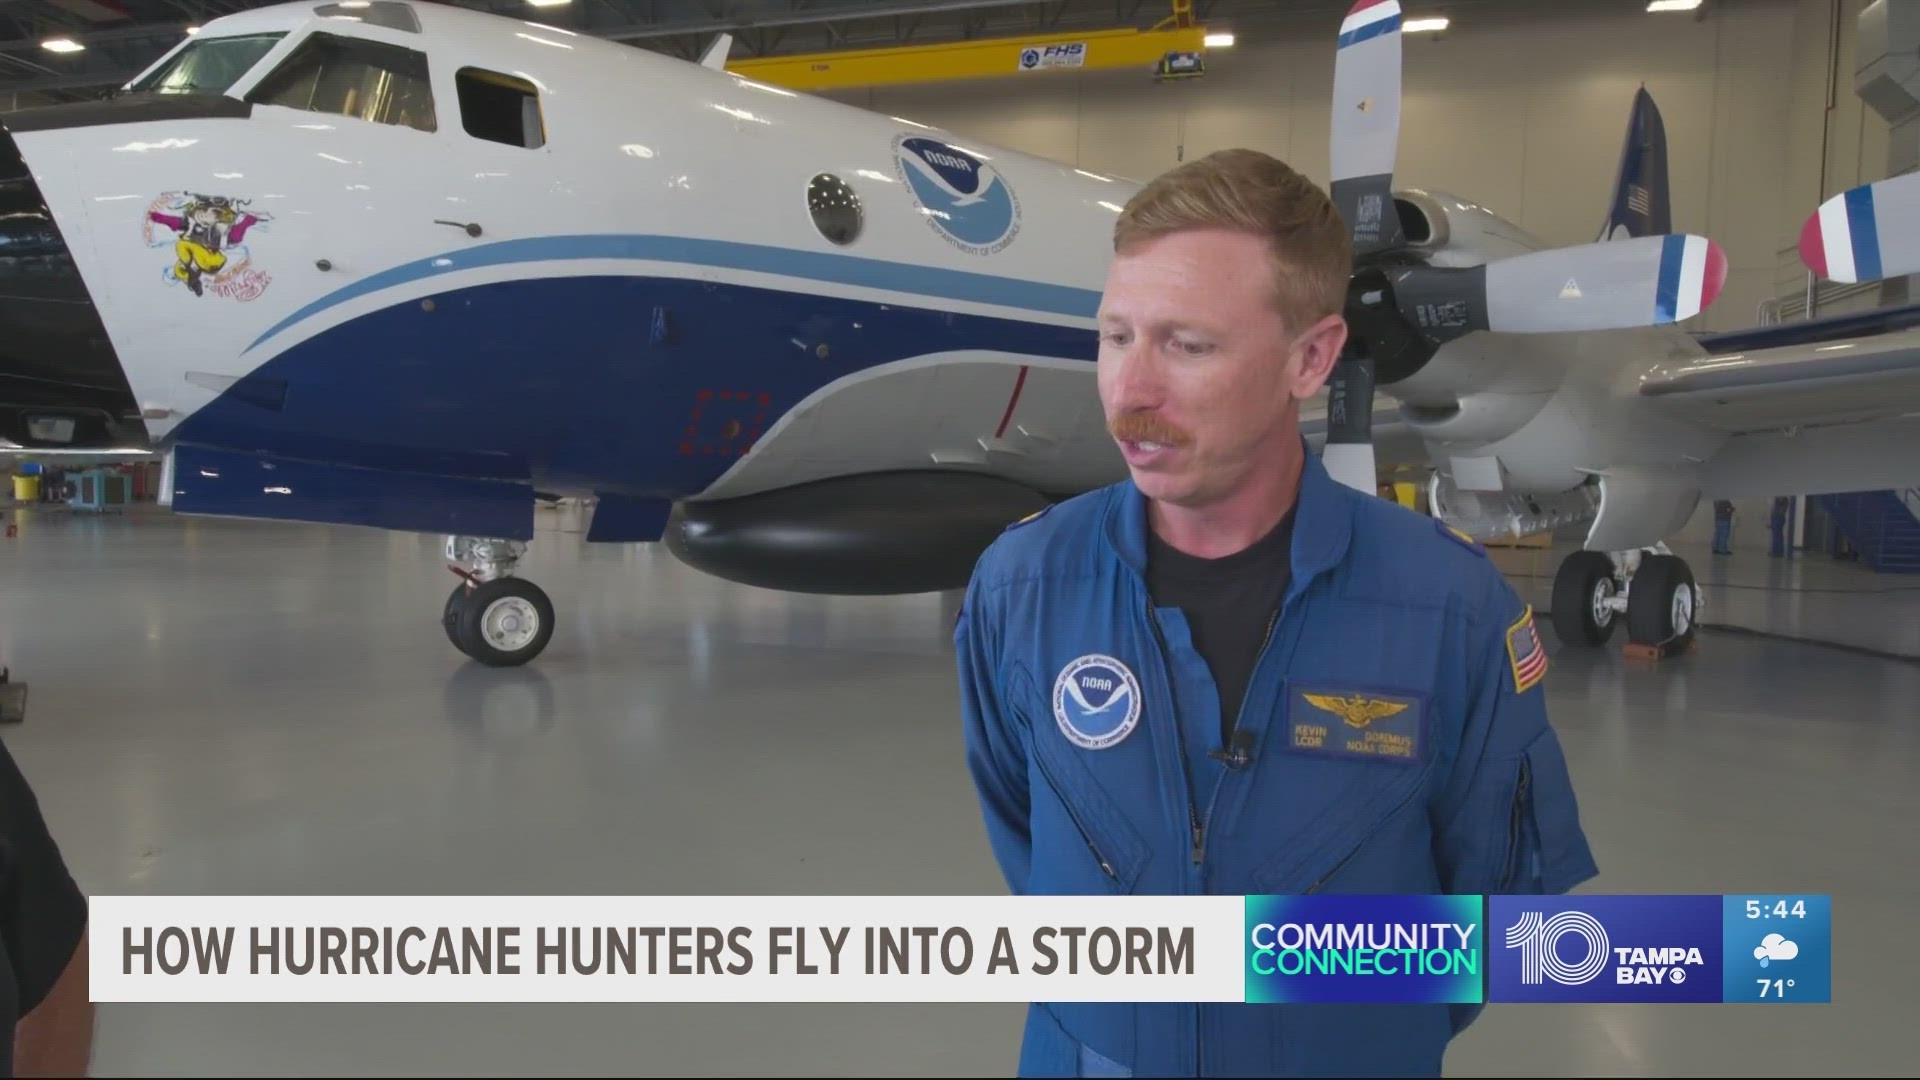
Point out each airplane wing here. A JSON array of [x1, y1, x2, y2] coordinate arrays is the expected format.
[[1641, 304, 1920, 432]]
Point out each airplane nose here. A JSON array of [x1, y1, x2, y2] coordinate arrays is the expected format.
[[0, 122, 143, 450]]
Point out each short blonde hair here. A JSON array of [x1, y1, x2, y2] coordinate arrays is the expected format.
[[1113, 148, 1352, 330]]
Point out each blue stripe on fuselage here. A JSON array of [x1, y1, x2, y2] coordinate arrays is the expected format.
[[178, 273, 1099, 503], [246, 234, 1105, 355]]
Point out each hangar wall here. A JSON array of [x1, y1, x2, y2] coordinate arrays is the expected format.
[[827, 0, 1890, 334]]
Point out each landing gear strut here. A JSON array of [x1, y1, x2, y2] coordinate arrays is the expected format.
[[442, 536, 555, 667], [1550, 545, 1700, 654]]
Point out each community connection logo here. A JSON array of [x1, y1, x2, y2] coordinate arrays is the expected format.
[[1244, 895, 1484, 1004]]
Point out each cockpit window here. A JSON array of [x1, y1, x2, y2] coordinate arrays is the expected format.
[[246, 31, 435, 133], [128, 32, 287, 95], [456, 68, 544, 149]]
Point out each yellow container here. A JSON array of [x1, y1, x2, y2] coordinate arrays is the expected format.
[[11, 474, 39, 501]]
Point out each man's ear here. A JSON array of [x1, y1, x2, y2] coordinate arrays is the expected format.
[[1288, 313, 1350, 400]]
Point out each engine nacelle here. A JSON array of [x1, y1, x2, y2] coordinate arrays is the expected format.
[[663, 470, 1054, 595]]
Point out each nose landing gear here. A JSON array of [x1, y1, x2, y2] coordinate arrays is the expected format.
[[443, 536, 555, 667]]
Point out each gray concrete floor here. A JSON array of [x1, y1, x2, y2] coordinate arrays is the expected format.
[[1, 500, 1915, 1077]]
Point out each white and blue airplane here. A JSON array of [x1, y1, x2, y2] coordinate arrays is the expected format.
[[7, 0, 1904, 669]]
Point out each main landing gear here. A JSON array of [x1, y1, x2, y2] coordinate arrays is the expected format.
[[1550, 545, 1701, 655], [442, 536, 555, 667]]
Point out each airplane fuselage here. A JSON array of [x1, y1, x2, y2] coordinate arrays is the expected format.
[[12, 2, 1135, 508]]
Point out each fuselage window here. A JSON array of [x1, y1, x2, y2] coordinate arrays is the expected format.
[[246, 31, 435, 133], [128, 32, 287, 95], [456, 68, 544, 149], [808, 173, 862, 246]]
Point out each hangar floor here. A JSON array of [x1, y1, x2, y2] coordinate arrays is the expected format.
[[2, 500, 1915, 1077]]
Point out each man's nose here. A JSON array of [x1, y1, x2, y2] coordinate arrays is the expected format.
[[1101, 340, 1161, 411]]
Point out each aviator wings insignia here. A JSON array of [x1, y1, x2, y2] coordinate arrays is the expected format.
[[1302, 693, 1412, 729]]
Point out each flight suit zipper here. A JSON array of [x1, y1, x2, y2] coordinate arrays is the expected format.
[[1148, 599, 1282, 1079], [1144, 603, 1205, 869], [1142, 602, 1208, 1080]]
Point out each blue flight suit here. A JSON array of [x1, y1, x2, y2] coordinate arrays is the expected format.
[[954, 448, 1599, 1078]]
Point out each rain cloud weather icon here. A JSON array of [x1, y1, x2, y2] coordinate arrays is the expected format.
[[1754, 934, 1799, 968]]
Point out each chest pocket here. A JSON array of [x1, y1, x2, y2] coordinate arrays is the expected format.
[[1019, 663, 1155, 895], [1241, 593, 1461, 894]]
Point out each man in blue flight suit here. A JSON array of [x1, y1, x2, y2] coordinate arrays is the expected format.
[[954, 149, 1598, 1078]]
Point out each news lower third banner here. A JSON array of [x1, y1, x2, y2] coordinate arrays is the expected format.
[[87, 894, 1831, 1005]]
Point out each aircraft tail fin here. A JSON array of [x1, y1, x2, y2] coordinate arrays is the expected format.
[[1597, 86, 1671, 242], [700, 33, 733, 70]]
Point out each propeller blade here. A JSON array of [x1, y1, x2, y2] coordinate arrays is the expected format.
[[1799, 173, 1920, 284], [1322, 356, 1379, 494], [1330, 0, 1405, 256], [1382, 234, 1725, 342]]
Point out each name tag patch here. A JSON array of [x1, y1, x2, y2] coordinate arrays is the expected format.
[[1285, 685, 1428, 764]]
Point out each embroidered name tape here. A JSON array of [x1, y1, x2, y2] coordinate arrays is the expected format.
[[1286, 685, 1427, 764]]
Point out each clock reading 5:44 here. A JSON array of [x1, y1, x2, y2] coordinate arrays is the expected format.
[[1747, 899, 1808, 919]]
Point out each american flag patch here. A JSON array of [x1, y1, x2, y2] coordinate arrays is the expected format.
[[1506, 606, 1548, 694]]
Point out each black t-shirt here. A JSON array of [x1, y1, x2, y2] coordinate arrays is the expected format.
[[1146, 507, 1297, 747], [0, 738, 87, 1078]]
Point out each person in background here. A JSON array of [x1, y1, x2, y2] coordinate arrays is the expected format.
[[1, 738, 92, 1078], [1769, 496, 1793, 559], [1712, 499, 1735, 556]]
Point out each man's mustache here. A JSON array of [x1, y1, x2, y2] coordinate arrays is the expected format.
[[1108, 412, 1194, 447]]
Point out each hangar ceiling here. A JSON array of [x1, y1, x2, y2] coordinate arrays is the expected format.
[[0, 0, 1708, 104]]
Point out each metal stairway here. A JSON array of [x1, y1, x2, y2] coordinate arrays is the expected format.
[[1810, 489, 1920, 573]]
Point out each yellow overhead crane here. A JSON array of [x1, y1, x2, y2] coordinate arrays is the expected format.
[[724, 0, 1213, 92]]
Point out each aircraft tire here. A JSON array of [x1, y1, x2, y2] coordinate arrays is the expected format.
[[442, 582, 470, 649], [451, 577, 555, 667], [1550, 550, 1619, 647], [1625, 554, 1697, 653]]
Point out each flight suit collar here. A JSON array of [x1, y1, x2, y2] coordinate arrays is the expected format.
[[1102, 440, 1355, 603]]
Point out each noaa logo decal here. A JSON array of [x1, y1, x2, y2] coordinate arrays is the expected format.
[[891, 134, 1022, 256], [1052, 655, 1141, 750]]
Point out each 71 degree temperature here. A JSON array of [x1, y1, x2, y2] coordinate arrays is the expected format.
[[1758, 979, 1797, 998]]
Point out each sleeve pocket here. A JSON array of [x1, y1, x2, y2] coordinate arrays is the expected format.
[[1506, 729, 1599, 895]]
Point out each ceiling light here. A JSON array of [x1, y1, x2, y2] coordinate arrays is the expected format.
[[527, 0, 572, 7], [1404, 17, 1449, 33], [1204, 32, 1234, 48], [40, 37, 83, 53], [1647, 0, 1701, 9]]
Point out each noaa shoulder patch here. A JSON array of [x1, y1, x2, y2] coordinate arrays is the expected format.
[[1052, 654, 1141, 751], [1006, 504, 1051, 531], [1434, 518, 1486, 556], [891, 133, 1022, 256]]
